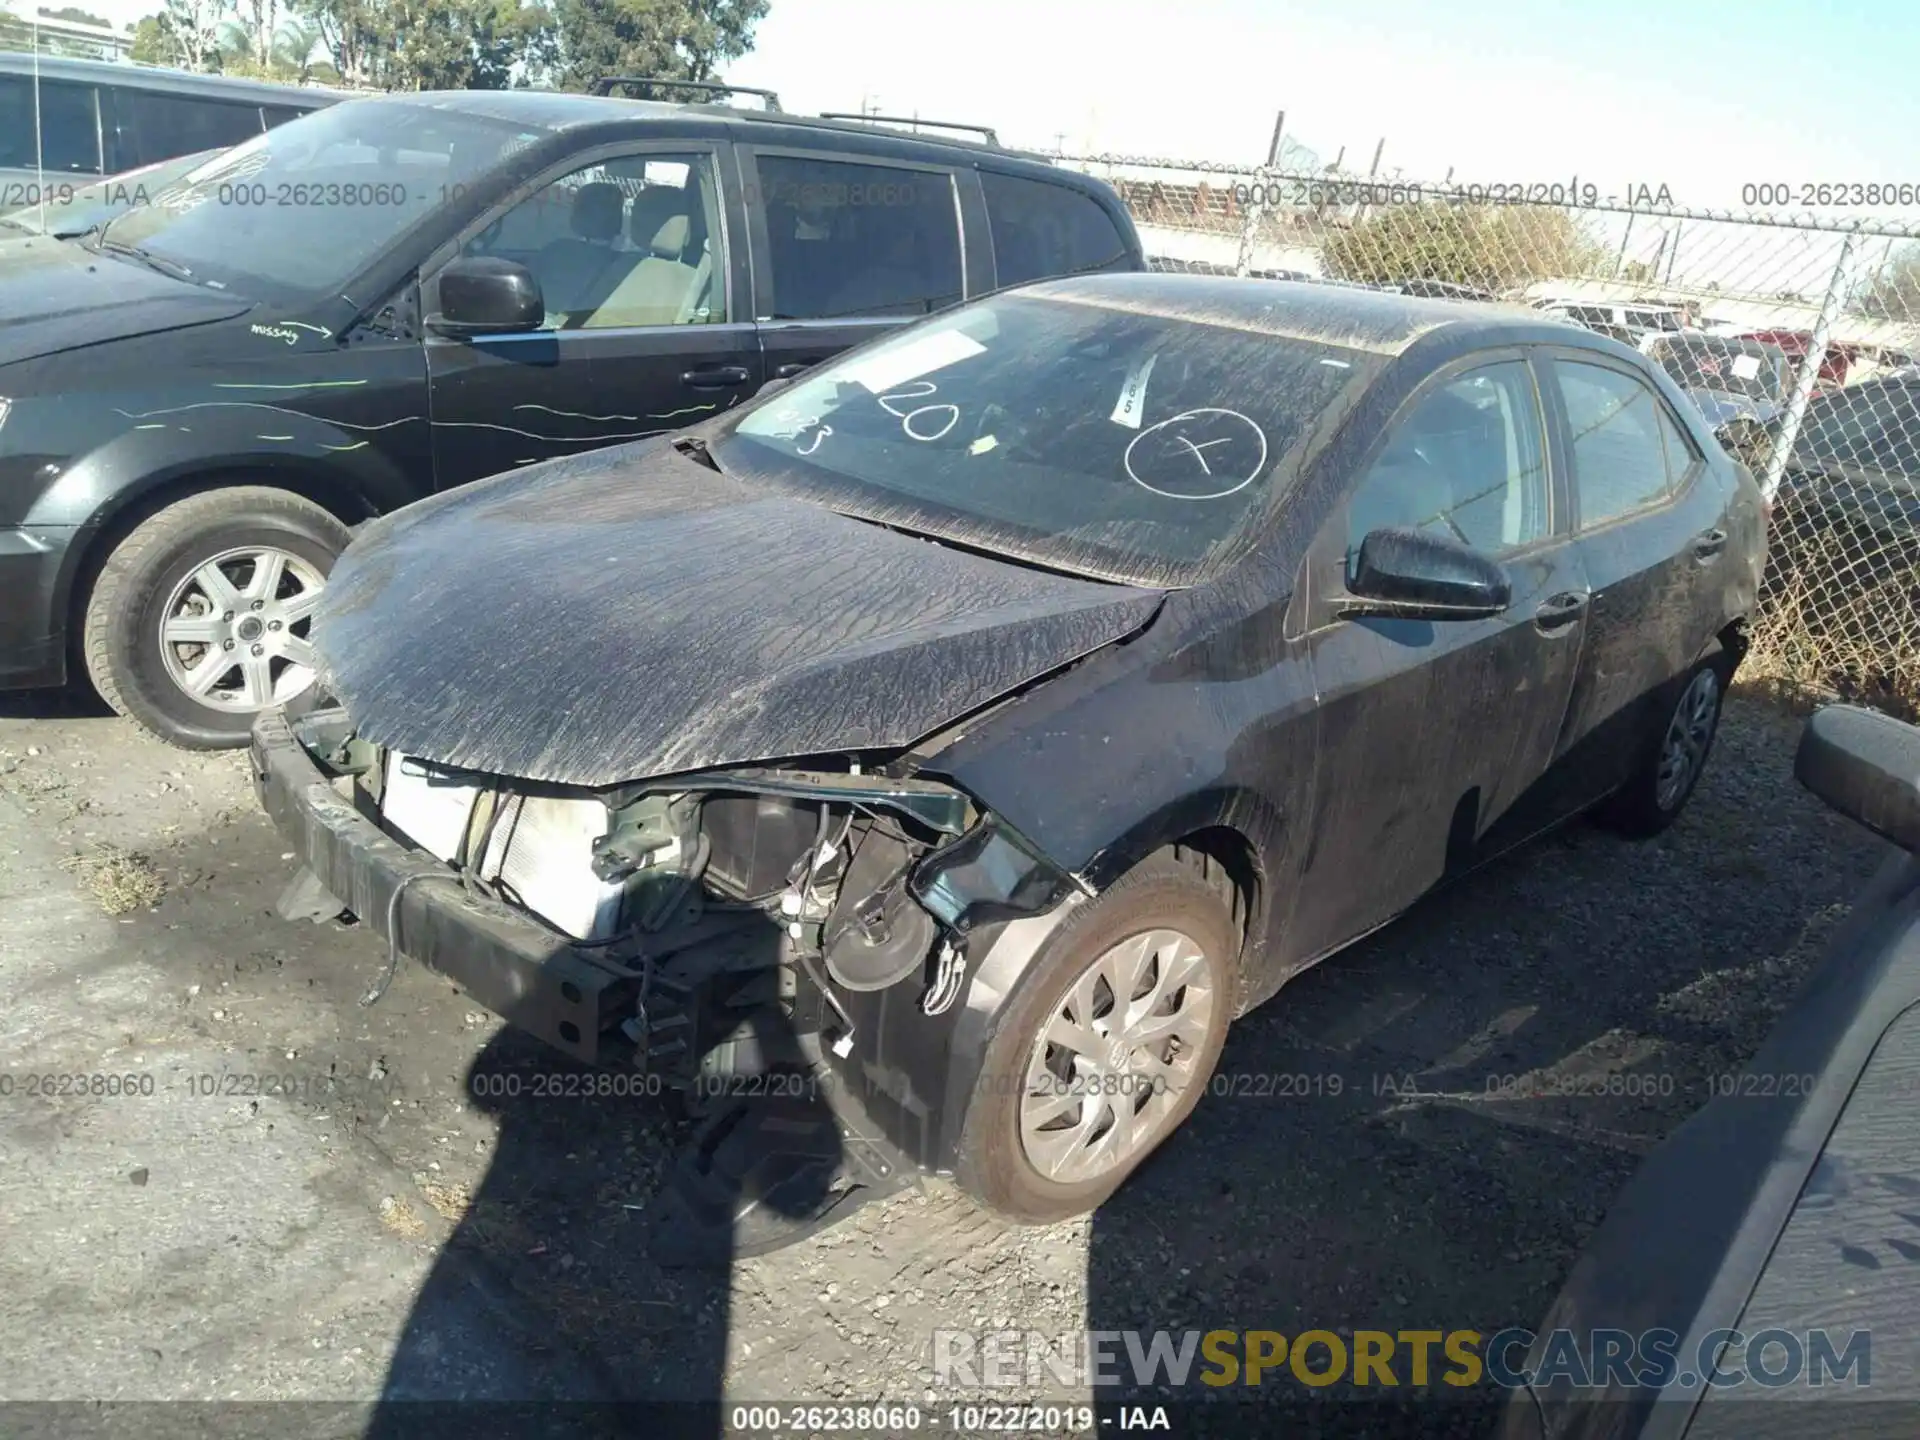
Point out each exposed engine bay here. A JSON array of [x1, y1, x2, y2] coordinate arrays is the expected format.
[[291, 708, 1080, 1099]]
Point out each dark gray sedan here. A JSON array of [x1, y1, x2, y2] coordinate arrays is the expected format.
[[254, 275, 1768, 1228]]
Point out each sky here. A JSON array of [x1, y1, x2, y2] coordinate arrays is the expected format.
[[49, 0, 1919, 211], [713, 0, 1918, 214], [36, 0, 1920, 237]]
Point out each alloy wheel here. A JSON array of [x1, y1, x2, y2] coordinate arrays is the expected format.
[[1018, 927, 1216, 1185], [158, 546, 326, 713], [1656, 667, 1721, 812]]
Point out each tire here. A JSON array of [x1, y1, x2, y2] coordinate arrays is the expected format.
[[954, 850, 1239, 1224], [1599, 653, 1730, 839], [82, 487, 352, 749]]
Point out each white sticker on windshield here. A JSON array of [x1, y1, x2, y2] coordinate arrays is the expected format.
[[1730, 354, 1762, 380], [1109, 353, 1158, 429], [838, 329, 987, 393]]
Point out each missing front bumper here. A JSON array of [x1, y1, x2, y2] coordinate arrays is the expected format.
[[250, 707, 644, 1063]]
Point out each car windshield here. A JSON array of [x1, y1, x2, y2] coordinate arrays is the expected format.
[[711, 290, 1378, 586], [96, 100, 552, 299], [0, 148, 222, 237], [1652, 336, 1787, 402]]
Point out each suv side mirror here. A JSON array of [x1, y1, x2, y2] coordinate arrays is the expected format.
[[427, 256, 544, 338], [1342, 527, 1511, 621], [1796, 705, 1920, 853]]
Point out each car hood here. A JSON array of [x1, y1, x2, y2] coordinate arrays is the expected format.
[[313, 441, 1166, 787], [0, 234, 250, 368]]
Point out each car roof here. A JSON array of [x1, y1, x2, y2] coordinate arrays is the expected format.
[[0, 51, 340, 105], [398, 88, 1061, 164], [1015, 273, 1554, 355]]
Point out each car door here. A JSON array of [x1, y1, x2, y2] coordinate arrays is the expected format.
[[738, 145, 981, 383], [1286, 353, 1589, 962], [1543, 350, 1720, 806], [423, 140, 760, 490]]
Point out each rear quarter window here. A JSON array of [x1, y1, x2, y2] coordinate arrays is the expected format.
[[980, 169, 1134, 287], [116, 90, 267, 169], [0, 74, 101, 174]]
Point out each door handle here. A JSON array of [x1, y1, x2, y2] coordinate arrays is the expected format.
[[681, 364, 751, 389], [1693, 527, 1728, 560], [1534, 590, 1589, 633], [773, 361, 812, 379]]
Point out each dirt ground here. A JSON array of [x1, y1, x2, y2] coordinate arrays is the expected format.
[[0, 687, 1894, 1436]]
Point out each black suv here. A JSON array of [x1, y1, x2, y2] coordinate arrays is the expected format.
[[0, 83, 1143, 745]]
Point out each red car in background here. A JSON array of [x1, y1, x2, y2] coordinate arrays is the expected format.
[[1737, 330, 1857, 389]]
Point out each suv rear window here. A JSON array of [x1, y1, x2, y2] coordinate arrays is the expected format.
[[755, 153, 961, 320], [0, 75, 102, 174], [980, 169, 1132, 287], [118, 90, 265, 168]]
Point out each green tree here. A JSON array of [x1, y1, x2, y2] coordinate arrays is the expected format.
[[37, 5, 114, 25], [128, 13, 174, 60], [1322, 202, 1603, 293], [542, 0, 769, 94]]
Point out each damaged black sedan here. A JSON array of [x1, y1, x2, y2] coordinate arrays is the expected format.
[[254, 275, 1766, 1226]]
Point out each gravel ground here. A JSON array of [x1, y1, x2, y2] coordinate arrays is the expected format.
[[0, 687, 1894, 1437]]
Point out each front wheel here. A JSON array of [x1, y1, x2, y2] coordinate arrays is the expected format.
[[954, 852, 1237, 1224], [82, 487, 352, 748], [1600, 655, 1728, 838]]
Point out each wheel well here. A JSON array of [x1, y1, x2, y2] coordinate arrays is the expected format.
[[1165, 826, 1259, 959], [63, 469, 373, 654], [1715, 616, 1752, 673]]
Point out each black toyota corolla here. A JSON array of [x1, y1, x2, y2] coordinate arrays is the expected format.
[[254, 275, 1767, 1225]]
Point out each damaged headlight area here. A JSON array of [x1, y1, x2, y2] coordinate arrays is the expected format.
[[285, 707, 1081, 1085]]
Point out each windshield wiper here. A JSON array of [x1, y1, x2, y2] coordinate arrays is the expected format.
[[96, 236, 195, 282]]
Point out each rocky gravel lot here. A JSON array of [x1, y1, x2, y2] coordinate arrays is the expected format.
[[0, 689, 1894, 1437]]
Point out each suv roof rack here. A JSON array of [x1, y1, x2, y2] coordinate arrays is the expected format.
[[816, 111, 999, 145], [589, 76, 783, 111]]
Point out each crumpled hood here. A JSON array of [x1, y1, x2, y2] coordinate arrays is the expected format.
[[0, 234, 249, 368], [314, 440, 1165, 786]]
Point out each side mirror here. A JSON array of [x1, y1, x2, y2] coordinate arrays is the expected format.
[[1795, 705, 1920, 853], [1342, 527, 1511, 621], [755, 376, 793, 399], [426, 256, 544, 338]]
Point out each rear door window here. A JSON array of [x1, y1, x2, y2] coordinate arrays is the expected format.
[[1555, 360, 1675, 526], [0, 75, 101, 174], [117, 90, 266, 168], [752, 152, 961, 320], [980, 169, 1132, 287]]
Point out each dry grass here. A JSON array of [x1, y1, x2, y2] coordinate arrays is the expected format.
[[61, 845, 167, 916], [420, 1179, 473, 1225], [378, 1195, 426, 1239], [1747, 511, 1920, 721]]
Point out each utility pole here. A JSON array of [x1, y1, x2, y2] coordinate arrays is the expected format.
[[1265, 110, 1287, 168]]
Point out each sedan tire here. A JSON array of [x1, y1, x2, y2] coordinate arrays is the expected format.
[[82, 487, 351, 749], [1601, 652, 1730, 838], [954, 850, 1238, 1224]]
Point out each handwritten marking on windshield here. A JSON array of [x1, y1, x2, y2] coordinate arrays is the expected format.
[[1125, 409, 1269, 502], [878, 380, 961, 443], [1169, 435, 1234, 474]]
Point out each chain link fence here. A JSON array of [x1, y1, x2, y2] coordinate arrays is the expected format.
[[1061, 149, 1920, 715]]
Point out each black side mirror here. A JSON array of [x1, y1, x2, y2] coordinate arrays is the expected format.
[[1342, 527, 1511, 621], [1796, 705, 1920, 853], [426, 256, 544, 338]]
